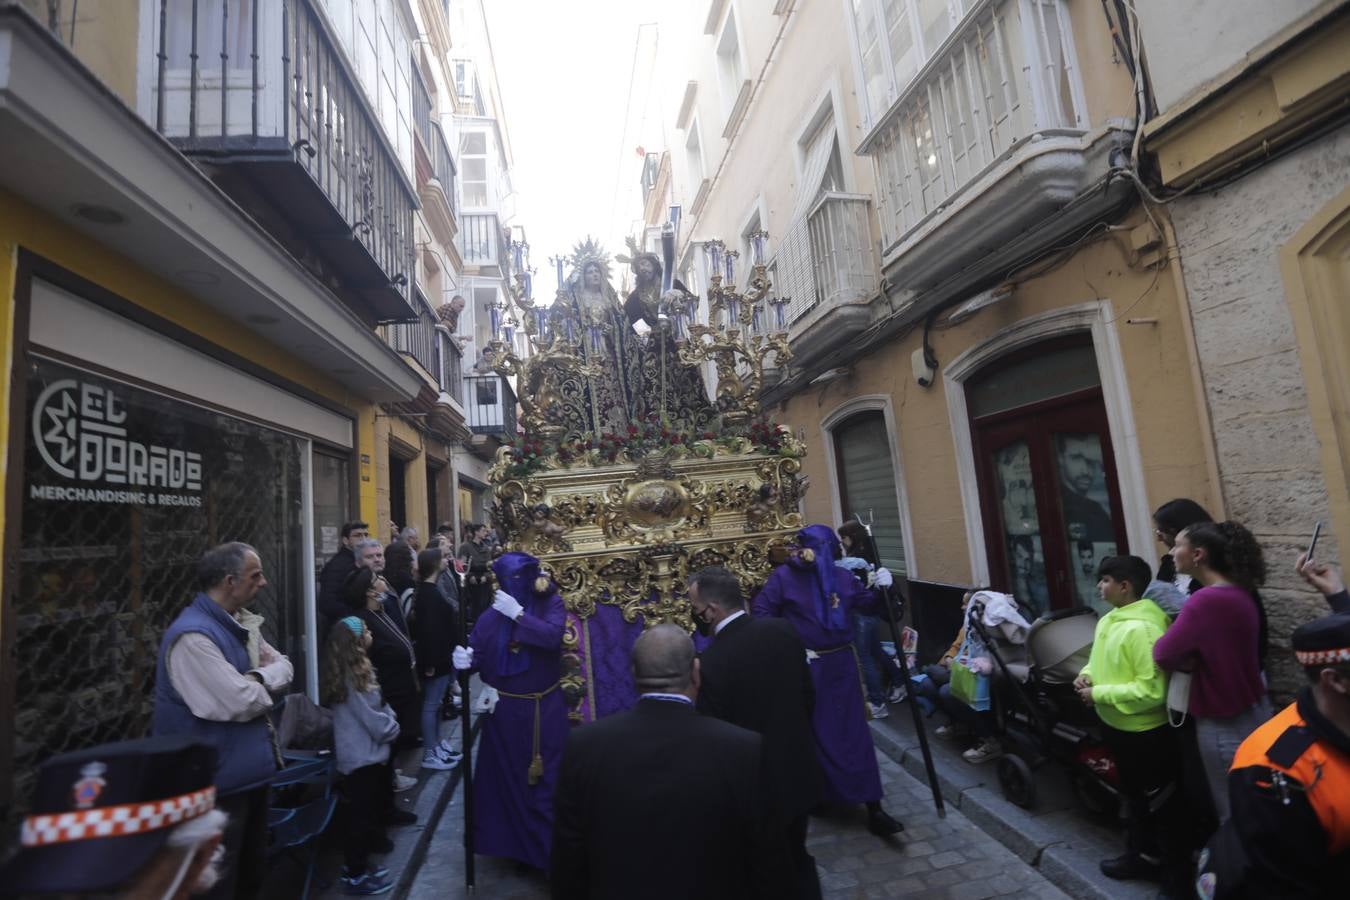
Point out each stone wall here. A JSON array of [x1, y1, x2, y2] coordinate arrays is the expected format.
[[1171, 122, 1350, 695]]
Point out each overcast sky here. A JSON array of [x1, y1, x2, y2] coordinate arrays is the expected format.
[[484, 0, 673, 297]]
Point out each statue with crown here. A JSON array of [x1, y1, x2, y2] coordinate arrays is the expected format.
[[483, 214, 803, 721]]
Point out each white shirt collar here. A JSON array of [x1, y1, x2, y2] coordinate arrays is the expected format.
[[641, 692, 693, 705], [715, 609, 747, 635]]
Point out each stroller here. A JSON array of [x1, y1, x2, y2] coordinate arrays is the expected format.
[[965, 599, 1121, 814]]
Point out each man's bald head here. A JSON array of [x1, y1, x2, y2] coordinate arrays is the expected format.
[[632, 624, 698, 697]]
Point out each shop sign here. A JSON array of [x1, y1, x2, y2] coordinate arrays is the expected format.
[[28, 378, 203, 507]]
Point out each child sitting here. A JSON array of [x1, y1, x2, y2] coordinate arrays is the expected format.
[[1074, 555, 1186, 895], [323, 617, 401, 896]]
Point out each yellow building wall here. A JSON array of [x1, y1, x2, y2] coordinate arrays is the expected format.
[[16, 1, 141, 104], [782, 209, 1217, 584], [0, 187, 384, 540]]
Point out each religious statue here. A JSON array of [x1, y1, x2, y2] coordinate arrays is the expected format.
[[551, 248, 647, 436], [619, 239, 716, 435]]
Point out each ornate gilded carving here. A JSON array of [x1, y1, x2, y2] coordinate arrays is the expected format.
[[488, 228, 807, 721]]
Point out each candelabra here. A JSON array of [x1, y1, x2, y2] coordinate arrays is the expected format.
[[677, 230, 792, 428]]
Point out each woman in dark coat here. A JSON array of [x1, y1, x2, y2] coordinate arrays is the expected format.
[[412, 546, 460, 770], [342, 567, 420, 749]]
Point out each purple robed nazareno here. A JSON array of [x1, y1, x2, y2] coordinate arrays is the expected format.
[[467, 553, 567, 870], [751, 525, 884, 805]]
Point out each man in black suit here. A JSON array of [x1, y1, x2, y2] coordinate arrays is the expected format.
[[550, 625, 789, 900], [691, 566, 826, 900]]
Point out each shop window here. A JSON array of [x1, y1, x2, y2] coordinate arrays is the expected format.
[[313, 449, 351, 575], [967, 338, 1127, 614], [832, 411, 907, 574], [10, 359, 307, 824]]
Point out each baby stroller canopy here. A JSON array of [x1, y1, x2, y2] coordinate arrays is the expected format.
[[1025, 608, 1098, 685]]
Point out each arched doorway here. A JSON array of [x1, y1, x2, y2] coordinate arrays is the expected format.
[[967, 336, 1128, 613]]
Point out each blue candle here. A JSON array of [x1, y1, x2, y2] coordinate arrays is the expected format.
[[489, 304, 501, 336], [523, 271, 533, 300], [555, 257, 565, 290], [725, 253, 735, 284]]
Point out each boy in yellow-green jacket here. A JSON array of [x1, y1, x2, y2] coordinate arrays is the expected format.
[[1073, 555, 1188, 896]]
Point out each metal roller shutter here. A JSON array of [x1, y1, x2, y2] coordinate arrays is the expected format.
[[835, 412, 906, 574]]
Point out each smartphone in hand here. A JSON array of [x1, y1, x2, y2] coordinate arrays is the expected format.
[[1308, 521, 1322, 562]]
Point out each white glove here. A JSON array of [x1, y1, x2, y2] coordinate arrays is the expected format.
[[452, 645, 474, 670], [493, 589, 524, 621], [872, 567, 894, 588]]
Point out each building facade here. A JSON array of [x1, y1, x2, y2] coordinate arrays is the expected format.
[[642, 0, 1347, 694], [1134, 0, 1350, 689], [0, 0, 522, 828], [646, 1, 1216, 638]]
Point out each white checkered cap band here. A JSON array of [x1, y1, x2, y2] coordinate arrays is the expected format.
[[1295, 646, 1350, 666], [20, 786, 216, 847]]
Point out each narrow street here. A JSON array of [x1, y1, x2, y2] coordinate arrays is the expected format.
[[407, 729, 1071, 900]]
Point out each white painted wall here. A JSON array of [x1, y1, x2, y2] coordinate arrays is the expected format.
[[652, 0, 877, 270], [1134, 0, 1322, 113]]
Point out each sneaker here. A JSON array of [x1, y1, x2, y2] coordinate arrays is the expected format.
[[962, 738, 1002, 764], [1099, 853, 1163, 882], [934, 723, 965, 740], [386, 808, 418, 827], [438, 738, 461, 757], [887, 683, 908, 704], [392, 772, 417, 793], [341, 870, 394, 895], [421, 751, 457, 771], [868, 702, 889, 719]]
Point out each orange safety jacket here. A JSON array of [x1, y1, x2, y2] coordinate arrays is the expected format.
[[1204, 688, 1350, 897], [1231, 697, 1350, 855]]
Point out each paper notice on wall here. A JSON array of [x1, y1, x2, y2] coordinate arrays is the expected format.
[[320, 526, 340, 556]]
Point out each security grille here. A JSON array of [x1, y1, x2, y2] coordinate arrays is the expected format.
[[3, 358, 305, 838]]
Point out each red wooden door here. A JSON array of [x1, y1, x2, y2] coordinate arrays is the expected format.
[[972, 388, 1128, 613]]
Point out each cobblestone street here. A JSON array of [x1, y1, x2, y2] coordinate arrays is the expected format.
[[408, 744, 1071, 900]]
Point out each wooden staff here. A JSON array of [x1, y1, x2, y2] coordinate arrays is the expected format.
[[856, 513, 945, 816]]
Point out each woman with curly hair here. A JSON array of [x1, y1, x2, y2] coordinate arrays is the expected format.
[[323, 617, 400, 895], [1153, 520, 1273, 822]]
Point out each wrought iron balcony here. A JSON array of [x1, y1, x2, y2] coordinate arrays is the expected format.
[[465, 374, 517, 437], [774, 193, 878, 324], [771, 192, 878, 368], [150, 0, 418, 322], [384, 289, 439, 378], [438, 330, 464, 402], [460, 213, 501, 270]]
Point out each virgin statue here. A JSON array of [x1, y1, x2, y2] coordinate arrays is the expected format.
[[554, 253, 646, 436]]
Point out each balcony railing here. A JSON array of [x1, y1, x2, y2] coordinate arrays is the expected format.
[[460, 213, 500, 267], [431, 123, 457, 215], [413, 65, 433, 152], [465, 375, 517, 436], [773, 193, 878, 324], [438, 330, 464, 400], [865, 0, 1084, 251], [385, 290, 439, 375], [150, 0, 416, 316]]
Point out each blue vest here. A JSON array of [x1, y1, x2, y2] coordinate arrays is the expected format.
[[152, 594, 278, 795]]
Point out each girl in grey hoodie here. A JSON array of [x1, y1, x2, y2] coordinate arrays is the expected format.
[[323, 617, 400, 895]]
